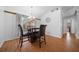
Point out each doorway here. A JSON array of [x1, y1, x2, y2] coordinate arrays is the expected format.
[[62, 16, 76, 39], [67, 19, 72, 34]]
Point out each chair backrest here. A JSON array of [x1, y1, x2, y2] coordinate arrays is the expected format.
[[40, 25, 47, 36], [18, 24, 23, 36]]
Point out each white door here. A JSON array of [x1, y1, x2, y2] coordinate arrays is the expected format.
[[4, 12, 18, 41], [0, 10, 19, 42]]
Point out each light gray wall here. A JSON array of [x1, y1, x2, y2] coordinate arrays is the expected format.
[[0, 9, 5, 41], [40, 8, 62, 38], [75, 7, 79, 39], [0, 7, 19, 42], [71, 16, 76, 33]]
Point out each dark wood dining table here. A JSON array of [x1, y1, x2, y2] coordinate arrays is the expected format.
[[27, 27, 40, 43]]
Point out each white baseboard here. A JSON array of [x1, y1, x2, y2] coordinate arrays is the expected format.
[[46, 33, 62, 39]]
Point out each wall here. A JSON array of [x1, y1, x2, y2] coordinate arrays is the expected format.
[[40, 8, 62, 38], [75, 7, 79, 39], [71, 16, 76, 34], [0, 8, 5, 41], [0, 7, 19, 42]]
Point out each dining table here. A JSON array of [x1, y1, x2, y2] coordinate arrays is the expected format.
[[27, 27, 40, 43]]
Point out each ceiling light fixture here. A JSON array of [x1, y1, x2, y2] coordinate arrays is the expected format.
[[51, 8, 58, 12]]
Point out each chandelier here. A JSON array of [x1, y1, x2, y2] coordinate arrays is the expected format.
[[28, 16, 36, 19]]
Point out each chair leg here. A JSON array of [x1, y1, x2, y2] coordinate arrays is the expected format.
[[28, 36, 30, 41], [20, 40, 23, 48], [44, 35, 46, 45], [19, 37, 23, 48], [39, 38, 41, 48], [19, 39, 20, 47]]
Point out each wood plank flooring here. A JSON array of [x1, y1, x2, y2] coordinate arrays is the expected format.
[[0, 33, 79, 52]]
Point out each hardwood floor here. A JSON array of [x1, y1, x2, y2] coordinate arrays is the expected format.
[[0, 33, 79, 52]]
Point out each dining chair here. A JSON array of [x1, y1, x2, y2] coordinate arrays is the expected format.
[[18, 24, 31, 48], [35, 25, 47, 48]]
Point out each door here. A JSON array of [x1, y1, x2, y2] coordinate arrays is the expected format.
[[3, 12, 18, 41]]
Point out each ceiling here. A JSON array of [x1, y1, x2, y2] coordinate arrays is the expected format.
[[62, 6, 74, 13], [1, 6, 77, 19], [4, 6, 58, 18], [62, 6, 76, 18]]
